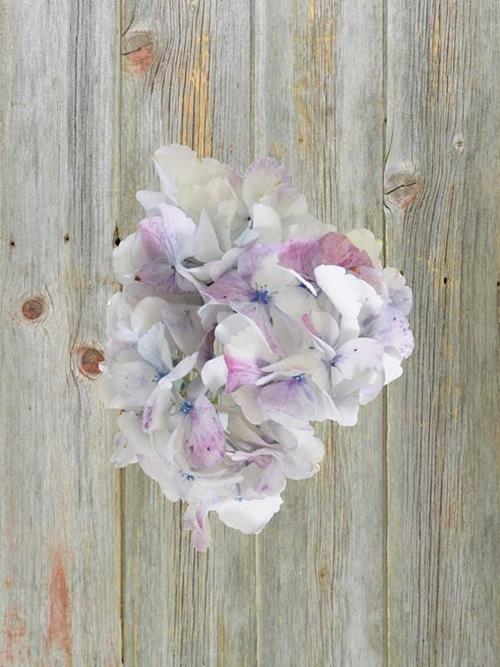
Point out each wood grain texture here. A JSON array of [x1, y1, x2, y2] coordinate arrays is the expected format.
[[385, 0, 500, 664], [1, 0, 499, 665], [0, 0, 122, 665], [120, 2, 257, 665], [253, 1, 386, 665]]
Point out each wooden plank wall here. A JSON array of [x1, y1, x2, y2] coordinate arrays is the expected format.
[[0, 1, 498, 665]]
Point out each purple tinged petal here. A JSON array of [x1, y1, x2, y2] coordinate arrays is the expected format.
[[185, 394, 226, 468], [332, 338, 384, 381], [224, 352, 264, 392], [279, 232, 373, 282], [196, 329, 215, 370], [257, 376, 317, 423], [183, 502, 211, 552], [318, 232, 373, 270], [204, 271, 254, 303], [278, 238, 321, 282], [136, 204, 197, 294], [237, 243, 281, 281], [364, 305, 414, 359]]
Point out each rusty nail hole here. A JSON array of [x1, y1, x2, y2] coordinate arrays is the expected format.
[[77, 347, 105, 379], [443, 277, 448, 285], [497, 281, 500, 287], [22, 297, 45, 321], [9, 240, 15, 247], [64, 233, 70, 242]]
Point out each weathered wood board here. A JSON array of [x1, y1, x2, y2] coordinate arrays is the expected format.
[[0, 1, 498, 665], [0, 0, 122, 665]]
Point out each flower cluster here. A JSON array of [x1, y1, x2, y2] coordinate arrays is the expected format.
[[101, 145, 414, 550]]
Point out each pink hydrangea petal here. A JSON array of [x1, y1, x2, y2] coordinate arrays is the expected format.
[[278, 237, 321, 281], [183, 502, 212, 552], [224, 351, 264, 392], [185, 394, 226, 468], [318, 232, 373, 270]]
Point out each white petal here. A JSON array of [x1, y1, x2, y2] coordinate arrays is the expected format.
[[136, 189, 167, 213], [216, 496, 283, 534], [251, 203, 282, 242], [136, 322, 172, 371], [215, 313, 273, 363], [201, 356, 228, 392], [165, 352, 199, 383], [193, 209, 222, 262], [315, 265, 376, 320], [346, 228, 383, 266], [382, 352, 403, 384], [143, 380, 174, 432], [131, 297, 169, 336], [110, 431, 138, 468], [113, 232, 148, 285]]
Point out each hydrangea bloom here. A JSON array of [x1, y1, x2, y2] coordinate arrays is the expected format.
[[101, 145, 414, 550]]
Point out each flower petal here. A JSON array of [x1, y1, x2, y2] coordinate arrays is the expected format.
[[136, 189, 167, 213], [216, 496, 283, 534], [257, 376, 318, 424], [185, 394, 226, 468], [243, 157, 292, 208], [204, 271, 254, 303], [193, 209, 223, 262], [318, 232, 373, 270], [201, 356, 228, 392]]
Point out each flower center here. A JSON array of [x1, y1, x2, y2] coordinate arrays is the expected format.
[[180, 399, 193, 415], [251, 288, 270, 304], [153, 370, 168, 383]]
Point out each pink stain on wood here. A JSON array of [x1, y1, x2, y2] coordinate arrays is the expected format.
[[122, 32, 155, 75], [46, 547, 72, 665], [0, 607, 30, 665]]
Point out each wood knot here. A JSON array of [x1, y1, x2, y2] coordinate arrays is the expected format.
[[384, 163, 420, 211], [77, 347, 104, 379], [122, 31, 156, 75], [317, 566, 330, 586], [21, 296, 45, 321], [452, 133, 465, 153]]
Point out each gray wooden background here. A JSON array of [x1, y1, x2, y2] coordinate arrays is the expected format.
[[1, 1, 498, 665]]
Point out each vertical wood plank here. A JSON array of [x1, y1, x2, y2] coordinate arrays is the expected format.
[[0, 0, 121, 665], [120, 2, 257, 665], [385, 1, 500, 663], [253, 1, 386, 665]]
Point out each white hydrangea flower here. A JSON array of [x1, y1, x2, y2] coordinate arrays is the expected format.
[[102, 145, 414, 550]]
